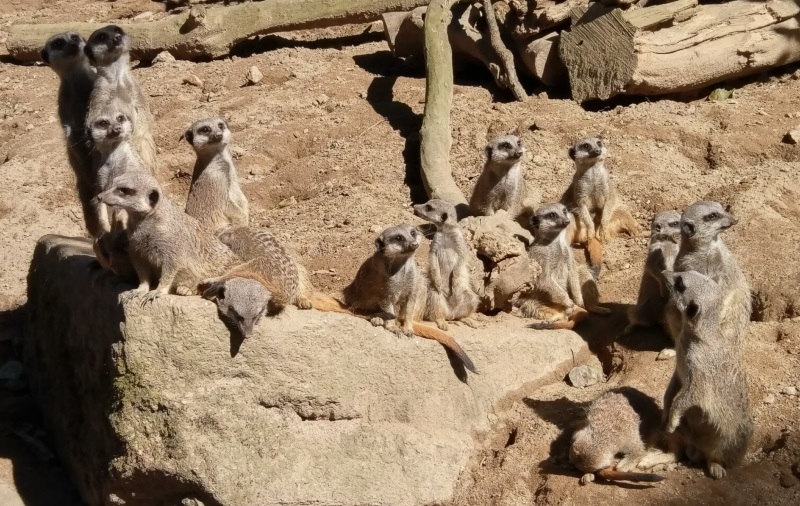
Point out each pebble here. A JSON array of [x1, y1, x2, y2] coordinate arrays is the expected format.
[[230, 146, 246, 159], [183, 74, 203, 87], [763, 394, 776, 404], [133, 11, 154, 21], [369, 225, 382, 233], [0, 360, 23, 381], [315, 94, 329, 105], [779, 385, 798, 396], [152, 51, 176, 65], [567, 364, 603, 388], [278, 196, 297, 208], [656, 348, 677, 361], [25, 123, 33, 131], [245, 66, 263, 85], [782, 128, 800, 145]]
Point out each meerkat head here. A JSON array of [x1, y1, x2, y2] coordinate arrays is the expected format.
[[662, 270, 722, 327], [87, 103, 134, 148], [96, 172, 161, 217], [568, 137, 608, 167], [374, 224, 421, 259], [569, 426, 617, 473], [41, 32, 88, 76], [84, 25, 131, 66], [485, 134, 525, 168], [184, 117, 231, 154], [650, 210, 682, 244], [679, 201, 737, 244], [413, 199, 457, 227], [200, 277, 271, 339], [530, 203, 571, 241]]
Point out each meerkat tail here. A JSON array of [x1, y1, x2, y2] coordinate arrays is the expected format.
[[308, 292, 358, 315], [530, 308, 590, 331], [585, 237, 603, 279], [411, 322, 477, 373], [595, 467, 665, 483]]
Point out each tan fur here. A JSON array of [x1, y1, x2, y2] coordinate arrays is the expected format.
[[470, 134, 527, 219], [343, 225, 476, 372], [184, 117, 249, 232], [662, 270, 753, 479], [561, 138, 638, 244], [570, 387, 667, 485], [85, 25, 156, 174], [41, 32, 100, 237], [413, 199, 479, 330], [625, 211, 681, 335]]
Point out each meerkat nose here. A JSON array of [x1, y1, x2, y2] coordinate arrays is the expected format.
[[113, 34, 122, 44]]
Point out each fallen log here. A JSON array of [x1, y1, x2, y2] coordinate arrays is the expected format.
[[419, 0, 470, 218], [481, 0, 527, 100], [518, 31, 569, 87], [6, 0, 430, 62], [559, 0, 800, 102]]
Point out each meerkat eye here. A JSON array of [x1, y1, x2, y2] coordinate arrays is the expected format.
[[581, 143, 591, 151], [117, 187, 133, 196], [668, 221, 679, 228], [218, 122, 225, 130], [500, 142, 511, 150], [425, 204, 432, 211], [597, 139, 604, 147], [70, 34, 80, 42], [52, 39, 65, 50], [96, 119, 110, 129], [394, 235, 402, 242], [200, 126, 211, 134], [410, 229, 417, 237], [98, 33, 108, 42], [547, 213, 557, 220], [116, 115, 126, 123], [706, 212, 720, 221]]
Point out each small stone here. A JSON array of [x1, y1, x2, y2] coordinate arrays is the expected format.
[[779, 470, 799, 488], [278, 196, 297, 208], [369, 225, 382, 234], [152, 51, 175, 65], [133, 11, 154, 21], [779, 385, 798, 396], [567, 364, 603, 388], [315, 94, 329, 105], [708, 88, 733, 101], [183, 74, 203, 87], [230, 146, 246, 159], [0, 360, 23, 381], [783, 128, 800, 145], [25, 123, 33, 131], [657, 348, 677, 361], [358, 91, 367, 99], [248, 167, 261, 176], [763, 394, 776, 404], [245, 66, 263, 85]]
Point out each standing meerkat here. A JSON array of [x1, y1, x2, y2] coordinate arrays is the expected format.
[[184, 117, 249, 231], [469, 134, 527, 219], [625, 211, 682, 335], [343, 225, 476, 373], [662, 270, 753, 479], [84, 24, 157, 174], [41, 32, 99, 236], [518, 203, 609, 329], [94, 171, 238, 302], [569, 387, 668, 485], [664, 201, 751, 346], [413, 199, 479, 330]]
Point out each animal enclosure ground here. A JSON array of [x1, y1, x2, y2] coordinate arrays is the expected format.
[[0, 0, 799, 504]]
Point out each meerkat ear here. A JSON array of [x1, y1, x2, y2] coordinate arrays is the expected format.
[[568, 146, 576, 160], [40, 49, 50, 64], [201, 282, 225, 302], [83, 45, 94, 63], [685, 301, 700, 319], [148, 189, 160, 207], [184, 129, 193, 144], [681, 221, 695, 237], [485, 146, 492, 159], [374, 237, 384, 252], [530, 216, 540, 229], [674, 275, 686, 294], [441, 212, 448, 222]]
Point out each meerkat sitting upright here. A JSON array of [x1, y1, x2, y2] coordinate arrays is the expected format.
[[662, 270, 753, 479], [413, 199, 479, 330], [84, 25, 157, 173], [343, 225, 476, 373], [94, 171, 238, 302], [469, 134, 527, 219], [569, 387, 668, 485], [184, 117, 249, 232], [41, 32, 99, 236], [518, 203, 609, 329], [625, 210, 682, 335], [560, 137, 637, 243], [664, 201, 751, 346]]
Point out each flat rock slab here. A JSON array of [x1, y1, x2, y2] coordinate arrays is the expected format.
[[25, 235, 589, 506]]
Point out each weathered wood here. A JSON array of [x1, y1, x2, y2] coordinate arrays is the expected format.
[[6, 0, 431, 62], [519, 32, 569, 87], [482, 0, 527, 101], [419, 0, 470, 218]]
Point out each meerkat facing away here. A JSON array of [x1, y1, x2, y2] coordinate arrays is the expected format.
[[343, 225, 476, 373], [662, 270, 753, 479], [569, 387, 668, 485], [41, 32, 100, 237], [94, 171, 238, 302], [560, 137, 638, 243], [664, 201, 751, 346], [625, 211, 682, 335], [518, 203, 609, 330], [469, 134, 527, 219], [184, 117, 249, 232], [413, 199, 479, 330], [84, 24, 157, 174]]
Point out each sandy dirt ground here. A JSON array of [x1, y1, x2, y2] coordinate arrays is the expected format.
[[0, 1, 799, 504]]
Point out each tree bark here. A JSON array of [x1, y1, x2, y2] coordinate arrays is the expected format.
[[6, 0, 431, 62], [560, 0, 800, 102], [481, 0, 527, 101], [419, 0, 470, 218]]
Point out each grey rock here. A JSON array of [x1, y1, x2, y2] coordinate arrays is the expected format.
[[25, 235, 588, 506], [152, 51, 176, 65], [245, 66, 263, 85], [656, 348, 677, 361], [567, 363, 603, 388], [783, 128, 800, 145]]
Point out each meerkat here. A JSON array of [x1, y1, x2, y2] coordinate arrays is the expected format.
[[664, 201, 751, 346], [413, 199, 479, 330], [94, 171, 238, 302], [184, 117, 249, 231], [469, 134, 527, 219], [560, 138, 638, 274], [569, 387, 668, 485], [624, 211, 682, 335], [41, 32, 101, 237], [84, 24, 157, 174], [198, 274, 279, 339], [662, 270, 753, 479], [343, 225, 476, 373], [517, 203, 609, 329]]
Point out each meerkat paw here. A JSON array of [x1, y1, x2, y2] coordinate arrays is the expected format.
[[637, 450, 677, 470], [657, 348, 677, 361], [295, 294, 313, 310], [174, 286, 194, 296], [579, 473, 595, 485], [707, 462, 726, 480], [435, 320, 449, 331], [139, 290, 162, 306], [370, 317, 386, 328], [458, 317, 480, 329]]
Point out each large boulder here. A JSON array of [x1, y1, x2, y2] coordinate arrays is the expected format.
[[25, 235, 588, 506]]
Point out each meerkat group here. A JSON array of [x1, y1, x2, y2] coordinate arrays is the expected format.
[[42, 26, 754, 483]]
